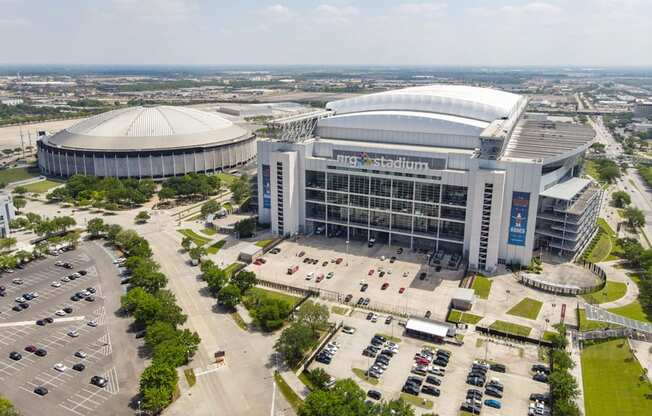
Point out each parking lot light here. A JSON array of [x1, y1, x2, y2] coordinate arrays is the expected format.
[[345, 241, 349, 266]]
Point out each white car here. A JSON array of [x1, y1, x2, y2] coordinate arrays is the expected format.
[[12, 278, 23, 284], [54, 363, 67, 372], [402, 272, 409, 277], [67, 330, 79, 338], [15, 297, 26, 303], [342, 326, 356, 334], [74, 351, 87, 359], [61, 276, 70, 282], [305, 272, 314, 280], [55, 310, 66, 316], [51, 281, 61, 288], [31, 292, 39, 298], [55, 261, 64, 266], [87, 320, 98, 327]]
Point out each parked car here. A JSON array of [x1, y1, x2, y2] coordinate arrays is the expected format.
[[33, 386, 48, 396], [421, 385, 440, 396], [381, 282, 389, 290], [367, 390, 382, 400], [485, 399, 501, 409], [342, 326, 355, 334], [490, 363, 506, 373], [73, 363, 86, 372], [9, 351, 22, 360], [35, 348, 47, 357], [90, 376, 108, 388]]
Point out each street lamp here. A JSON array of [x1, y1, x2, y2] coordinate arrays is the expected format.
[[345, 240, 350, 266], [137, 400, 141, 416]]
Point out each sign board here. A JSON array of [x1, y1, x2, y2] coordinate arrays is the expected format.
[[508, 191, 530, 246], [333, 150, 446, 171], [262, 164, 271, 209]]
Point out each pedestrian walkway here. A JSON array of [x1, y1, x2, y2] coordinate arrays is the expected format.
[[280, 370, 310, 400], [594, 260, 640, 309], [569, 331, 586, 413]]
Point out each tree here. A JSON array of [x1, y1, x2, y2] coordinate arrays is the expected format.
[[611, 191, 631, 208], [188, 246, 207, 262], [549, 369, 579, 402], [299, 379, 369, 416], [131, 268, 167, 294], [307, 368, 331, 390], [297, 301, 330, 334], [218, 284, 241, 309], [106, 224, 123, 243], [0, 237, 17, 252], [141, 386, 172, 414], [203, 266, 228, 295], [181, 236, 193, 252], [135, 211, 151, 224], [12, 197, 26, 212], [624, 206, 646, 228], [14, 250, 31, 264], [145, 321, 177, 349], [86, 218, 106, 238], [62, 231, 81, 248], [0, 394, 21, 416], [234, 218, 256, 239], [249, 297, 292, 331], [551, 349, 574, 371], [152, 339, 188, 368], [201, 199, 221, 218], [157, 187, 176, 204], [139, 362, 178, 403], [275, 323, 314, 367], [53, 215, 76, 232], [9, 217, 30, 230], [232, 270, 257, 294], [229, 174, 251, 204], [12, 186, 27, 195], [153, 290, 187, 328]]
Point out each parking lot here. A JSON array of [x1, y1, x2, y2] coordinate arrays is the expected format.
[[308, 309, 549, 415], [248, 235, 464, 319], [0, 242, 144, 416]]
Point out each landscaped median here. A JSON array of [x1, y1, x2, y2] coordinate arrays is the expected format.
[[274, 371, 304, 412], [177, 229, 211, 246], [447, 309, 483, 325], [399, 392, 434, 410], [489, 320, 532, 337], [351, 367, 379, 385], [506, 297, 543, 320], [581, 281, 627, 304], [206, 240, 225, 254]]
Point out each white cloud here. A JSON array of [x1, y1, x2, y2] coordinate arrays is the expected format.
[[469, 1, 561, 17], [394, 2, 447, 17], [264, 4, 292, 19], [315, 4, 359, 24]]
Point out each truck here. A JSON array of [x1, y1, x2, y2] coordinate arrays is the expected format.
[[287, 265, 299, 275]]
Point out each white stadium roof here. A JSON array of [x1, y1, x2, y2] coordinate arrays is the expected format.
[[44, 106, 250, 152]]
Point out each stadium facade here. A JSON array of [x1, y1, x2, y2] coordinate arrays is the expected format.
[[257, 85, 598, 273], [37, 106, 256, 178]]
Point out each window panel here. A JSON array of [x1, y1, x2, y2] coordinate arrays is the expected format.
[[327, 173, 348, 192], [392, 179, 414, 200], [370, 177, 391, 197], [305, 170, 326, 189]]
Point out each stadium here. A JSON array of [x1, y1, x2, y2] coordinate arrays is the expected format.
[[257, 85, 598, 273], [37, 105, 256, 178]]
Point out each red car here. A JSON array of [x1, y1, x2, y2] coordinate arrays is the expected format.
[[25, 345, 37, 353], [399, 287, 405, 294], [381, 282, 389, 290], [368, 269, 374, 276], [254, 259, 263, 265], [335, 258, 343, 264], [415, 357, 430, 366]]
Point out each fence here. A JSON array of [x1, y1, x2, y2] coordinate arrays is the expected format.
[[294, 321, 343, 375], [518, 260, 606, 296], [255, 277, 318, 298], [476, 326, 554, 347]]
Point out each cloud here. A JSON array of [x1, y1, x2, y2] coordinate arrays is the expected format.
[[315, 4, 359, 24], [108, 0, 198, 22], [263, 4, 293, 19], [469, 1, 561, 17], [394, 2, 447, 17]]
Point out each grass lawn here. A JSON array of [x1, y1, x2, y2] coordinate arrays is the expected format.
[[201, 227, 217, 236], [471, 275, 492, 299], [489, 320, 532, 337], [399, 393, 434, 409], [374, 333, 402, 343], [506, 297, 543, 320], [298, 371, 316, 391], [331, 305, 349, 316], [587, 232, 613, 263], [0, 166, 39, 184], [578, 309, 623, 331], [352, 367, 379, 385], [222, 201, 234, 212], [542, 331, 559, 342], [247, 287, 301, 306], [582, 339, 652, 416], [216, 172, 238, 186], [582, 281, 627, 304], [206, 240, 226, 254], [274, 371, 303, 412], [608, 301, 652, 323], [584, 159, 601, 181], [229, 311, 248, 330], [255, 238, 275, 248], [177, 229, 211, 246], [183, 368, 196, 387], [223, 262, 245, 278], [447, 309, 483, 325], [21, 179, 62, 193]]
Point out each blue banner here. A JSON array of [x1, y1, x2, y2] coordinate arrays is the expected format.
[[262, 165, 271, 209], [508, 191, 530, 246]]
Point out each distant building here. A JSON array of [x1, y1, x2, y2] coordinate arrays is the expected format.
[[451, 288, 475, 311], [634, 102, 652, 120], [217, 104, 272, 118], [0, 193, 17, 238], [0, 97, 23, 106]]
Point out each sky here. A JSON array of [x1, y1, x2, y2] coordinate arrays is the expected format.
[[0, 0, 650, 67]]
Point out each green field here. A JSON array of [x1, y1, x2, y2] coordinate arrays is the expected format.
[[578, 309, 622, 331], [274, 371, 303, 411], [447, 309, 483, 325], [582, 339, 652, 416], [206, 240, 226, 254], [201, 227, 217, 236], [177, 229, 211, 246], [223, 262, 245, 278], [0, 166, 40, 184], [542, 331, 559, 342], [489, 320, 532, 337], [216, 173, 238, 186], [608, 301, 651, 323], [331, 305, 349, 316], [246, 287, 300, 306], [255, 239, 275, 248], [582, 281, 627, 304], [584, 159, 601, 181], [471, 275, 492, 299], [507, 297, 543, 320], [21, 179, 62, 193]]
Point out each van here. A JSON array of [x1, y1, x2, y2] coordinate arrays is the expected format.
[[287, 265, 299, 275]]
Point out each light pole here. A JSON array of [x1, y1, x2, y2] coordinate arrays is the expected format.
[[345, 240, 349, 266], [137, 400, 141, 416]]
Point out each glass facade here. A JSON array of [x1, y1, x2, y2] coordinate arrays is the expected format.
[[305, 169, 466, 253]]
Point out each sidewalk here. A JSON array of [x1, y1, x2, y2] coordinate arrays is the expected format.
[[280, 370, 310, 400], [594, 260, 640, 309], [569, 331, 586, 414]]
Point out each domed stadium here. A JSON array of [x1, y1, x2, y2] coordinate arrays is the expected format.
[[37, 105, 256, 178]]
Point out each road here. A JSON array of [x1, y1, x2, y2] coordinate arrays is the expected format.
[[590, 116, 622, 158]]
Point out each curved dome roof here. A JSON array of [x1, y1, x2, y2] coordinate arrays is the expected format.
[[326, 85, 523, 122], [44, 106, 250, 151]]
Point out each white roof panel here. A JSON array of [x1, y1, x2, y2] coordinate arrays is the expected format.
[[540, 178, 591, 201], [405, 318, 449, 338]]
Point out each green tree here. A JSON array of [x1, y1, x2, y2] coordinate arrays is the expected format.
[[12, 197, 26, 212], [106, 224, 123, 243], [141, 386, 172, 414], [152, 339, 188, 367], [232, 270, 257, 294], [229, 174, 251, 204], [308, 368, 331, 390], [297, 301, 330, 334], [135, 211, 151, 224], [9, 217, 30, 230], [188, 246, 207, 262], [249, 297, 292, 331], [0, 394, 21, 416], [299, 379, 369, 416], [86, 218, 106, 238], [53, 215, 76, 232], [157, 187, 176, 204], [275, 323, 314, 366], [0, 237, 17, 252], [203, 266, 228, 295], [624, 206, 646, 228], [234, 218, 256, 239], [12, 186, 27, 195], [153, 290, 187, 328], [145, 321, 178, 349], [181, 236, 193, 252], [139, 362, 178, 403], [551, 349, 574, 371], [611, 191, 631, 208], [549, 369, 579, 402], [131, 267, 168, 294], [201, 199, 220, 218], [218, 284, 241, 309]]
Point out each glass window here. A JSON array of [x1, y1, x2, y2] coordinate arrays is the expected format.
[[327, 205, 348, 223], [415, 182, 441, 203], [392, 200, 413, 214], [392, 179, 414, 200], [349, 208, 369, 227], [441, 206, 466, 221], [439, 220, 465, 241], [391, 214, 412, 232], [306, 202, 326, 220], [414, 217, 439, 234], [370, 211, 390, 230], [349, 175, 369, 194], [442, 185, 467, 206], [371, 177, 391, 197], [350, 194, 369, 208], [414, 202, 438, 218], [370, 197, 391, 211], [306, 189, 325, 202], [327, 173, 348, 192], [327, 192, 348, 206], [305, 170, 325, 189]]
